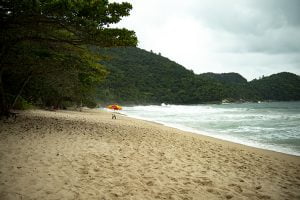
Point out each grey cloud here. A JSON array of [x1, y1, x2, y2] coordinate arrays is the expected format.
[[226, 26, 300, 54], [257, 0, 300, 26], [191, 0, 300, 33], [188, 0, 300, 54]]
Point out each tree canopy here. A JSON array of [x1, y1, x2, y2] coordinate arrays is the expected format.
[[0, 0, 137, 116], [97, 47, 228, 104], [250, 72, 300, 101]]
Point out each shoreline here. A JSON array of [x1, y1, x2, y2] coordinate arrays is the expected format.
[[112, 109, 300, 159], [114, 106, 300, 158], [1, 109, 300, 199]]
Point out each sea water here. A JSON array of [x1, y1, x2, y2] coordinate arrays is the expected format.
[[113, 101, 300, 156]]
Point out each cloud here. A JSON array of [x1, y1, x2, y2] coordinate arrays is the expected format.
[[111, 0, 300, 80]]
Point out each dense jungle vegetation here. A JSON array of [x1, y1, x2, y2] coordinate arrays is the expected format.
[[97, 47, 300, 104]]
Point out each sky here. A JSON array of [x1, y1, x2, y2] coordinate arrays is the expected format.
[[111, 0, 300, 80]]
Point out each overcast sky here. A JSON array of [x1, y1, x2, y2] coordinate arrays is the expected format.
[[111, 0, 300, 80]]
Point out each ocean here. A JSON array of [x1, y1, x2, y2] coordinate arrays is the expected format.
[[111, 101, 300, 156]]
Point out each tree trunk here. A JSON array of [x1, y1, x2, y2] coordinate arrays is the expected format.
[[0, 67, 7, 116], [11, 71, 32, 109]]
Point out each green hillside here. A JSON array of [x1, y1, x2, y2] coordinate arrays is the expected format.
[[250, 72, 300, 101], [96, 47, 300, 104], [96, 47, 225, 104], [197, 72, 259, 101], [199, 72, 247, 84]]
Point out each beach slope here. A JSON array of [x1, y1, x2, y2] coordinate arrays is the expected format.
[[0, 109, 299, 200]]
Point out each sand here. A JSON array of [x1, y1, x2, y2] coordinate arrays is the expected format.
[[0, 109, 299, 200]]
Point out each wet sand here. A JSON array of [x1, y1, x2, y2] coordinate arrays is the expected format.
[[0, 109, 299, 200]]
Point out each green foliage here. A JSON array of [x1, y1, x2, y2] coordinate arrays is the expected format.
[[13, 97, 35, 110], [97, 47, 227, 104], [250, 72, 300, 101], [96, 47, 300, 104], [198, 73, 261, 101], [199, 72, 247, 84], [0, 0, 137, 115]]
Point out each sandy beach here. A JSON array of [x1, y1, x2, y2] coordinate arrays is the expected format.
[[0, 109, 299, 200]]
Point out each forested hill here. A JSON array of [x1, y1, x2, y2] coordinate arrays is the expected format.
[[199, 72, 248, 84], [97, 47, 300, 104], [96, 47, 226, 104], [250, 72, 300, 101]]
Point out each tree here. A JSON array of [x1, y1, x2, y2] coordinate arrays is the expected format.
[[0, 0, 137, 116]]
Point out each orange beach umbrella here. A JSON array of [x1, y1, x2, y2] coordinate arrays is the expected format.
[[107, 104, 122, 110]]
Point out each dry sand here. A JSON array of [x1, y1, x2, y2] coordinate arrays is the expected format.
[[0, 109, 299, 200]]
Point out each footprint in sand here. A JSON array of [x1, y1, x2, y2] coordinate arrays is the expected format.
[[192, 177, 213, 186], [146, 181, 154, 186], [228, 183, 243, 193], [206, 188, 220, 195], [225, 194, 234, 199]]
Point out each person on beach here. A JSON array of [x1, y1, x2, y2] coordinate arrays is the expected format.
[[107, 104, 122, 119]]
